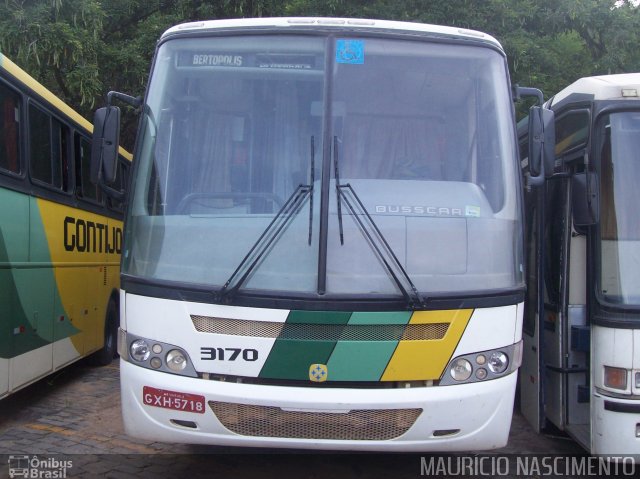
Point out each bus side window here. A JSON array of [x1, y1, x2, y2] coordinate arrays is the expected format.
[[555, 110, 589, 159], [29, 104, 70, 191], [0, 82, 21, 174], [75, 134, 102, 203]]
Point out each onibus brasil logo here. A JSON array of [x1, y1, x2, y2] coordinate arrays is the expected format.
[[8, 455, 72, 478]]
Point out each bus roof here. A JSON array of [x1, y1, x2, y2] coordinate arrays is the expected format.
[[550, 73, 640, 107], [161, 17, 502, 49], [0, 53, 132, 161]]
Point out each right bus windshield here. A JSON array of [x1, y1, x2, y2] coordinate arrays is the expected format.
[[124, 32, 522, 301], [599, 111, 640, 306]]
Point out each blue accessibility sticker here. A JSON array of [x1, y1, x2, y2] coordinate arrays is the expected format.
[[336, 39, 364, 64]]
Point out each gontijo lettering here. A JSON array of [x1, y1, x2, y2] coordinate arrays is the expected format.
[[63, 216, 122, 254]]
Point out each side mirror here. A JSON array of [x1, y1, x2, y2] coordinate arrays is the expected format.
[[91, 105, 121, 185], [541, 107, 555, 176], [528, 106, 544, 179], [572, 171, 599, 226], [527, 105, 555, 186]]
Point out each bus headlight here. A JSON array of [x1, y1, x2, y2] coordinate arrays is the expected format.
[[439, 341, 521, 386], [121, 332, 198, 378], [487, 352, 509, 374], [130, 339, 151, 362], [450, 359, 472, 381], [166, 349, 188, 372]]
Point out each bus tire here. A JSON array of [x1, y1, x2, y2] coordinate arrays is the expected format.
[[91, 298, 119, 366]]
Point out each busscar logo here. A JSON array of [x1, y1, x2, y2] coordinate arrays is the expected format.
[[375, 205, 464, 217], [309, 364, 328, 382]]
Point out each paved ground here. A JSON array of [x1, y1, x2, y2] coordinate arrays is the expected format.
[[0, 359, 584, 478]]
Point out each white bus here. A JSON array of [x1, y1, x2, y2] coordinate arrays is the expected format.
[[92, 17, 548, 451], [520, 73, 640, 455]]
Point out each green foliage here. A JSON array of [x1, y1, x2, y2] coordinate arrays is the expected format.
[[0, 0, 104, 110], [1, 0, 639, 148]]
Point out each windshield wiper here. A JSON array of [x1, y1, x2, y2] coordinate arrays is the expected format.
[[217, 138, 315, 302], [308, 136, 315, 245], [333, 138, 425, 309], [333, 136, 345, 245]]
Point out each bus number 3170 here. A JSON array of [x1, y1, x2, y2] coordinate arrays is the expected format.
[[200, 347, 258, 361]]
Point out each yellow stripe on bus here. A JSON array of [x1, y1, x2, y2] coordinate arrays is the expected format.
[[37, 199, 122, 354], [381, 309, 473, 381]]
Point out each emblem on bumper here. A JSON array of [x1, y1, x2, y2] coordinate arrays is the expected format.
[[309, 364, 328, 382]]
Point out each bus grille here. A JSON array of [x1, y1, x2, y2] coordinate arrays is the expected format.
[[191, 316, 448, 341], [209, 401, 421, 440]]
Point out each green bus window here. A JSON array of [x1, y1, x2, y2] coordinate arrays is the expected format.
[[0, 83, 21, 174], [29, 104, 70, 191], [555, 110, 589, 158]]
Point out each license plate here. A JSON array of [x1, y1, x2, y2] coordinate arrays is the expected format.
[[143, 386, 205, 414]]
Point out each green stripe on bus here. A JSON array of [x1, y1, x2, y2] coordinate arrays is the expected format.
[[0, 190, 78, 359], [325, 311, 411, 381], [0, 228, 49, 358], [258, 311, 351, 380]]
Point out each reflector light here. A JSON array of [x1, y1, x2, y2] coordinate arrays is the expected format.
[[604, 366, 628, 390]]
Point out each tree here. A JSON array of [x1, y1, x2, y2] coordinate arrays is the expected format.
[[1, 0, 639, 147], [0, 0, 104, 110]]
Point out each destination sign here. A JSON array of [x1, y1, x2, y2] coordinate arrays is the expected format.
[[178, 52, 320, 71]]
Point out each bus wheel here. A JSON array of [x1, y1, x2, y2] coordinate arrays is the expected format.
[[91, 298, 118, 366]]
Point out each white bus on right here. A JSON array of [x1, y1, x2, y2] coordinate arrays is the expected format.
[[519, 73, 640, 456]]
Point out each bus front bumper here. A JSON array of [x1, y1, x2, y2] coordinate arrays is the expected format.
[[120, 360, 517, 451], [593, 394, 640, 456]]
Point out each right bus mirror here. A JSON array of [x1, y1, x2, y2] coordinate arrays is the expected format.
[[541, 107, 555, 176], [527, 106, 555, 186], [572, 171, 599, 226], [90, 105, 121, 185]]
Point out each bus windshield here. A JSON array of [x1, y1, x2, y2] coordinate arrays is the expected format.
[[599, 111, 640, 307], [124, 34, 523, 300]]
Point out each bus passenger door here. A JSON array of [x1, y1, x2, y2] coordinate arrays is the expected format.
[[562, 217, 590, 447], [520, 179, 545, 432], [539, 177, 572, 435], [544, 108, 592, 448]]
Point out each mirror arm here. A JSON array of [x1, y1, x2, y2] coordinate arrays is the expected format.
[[107, 91, 142, 109], [514, 85, 544, 105], [526, 172, 545, 187]]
